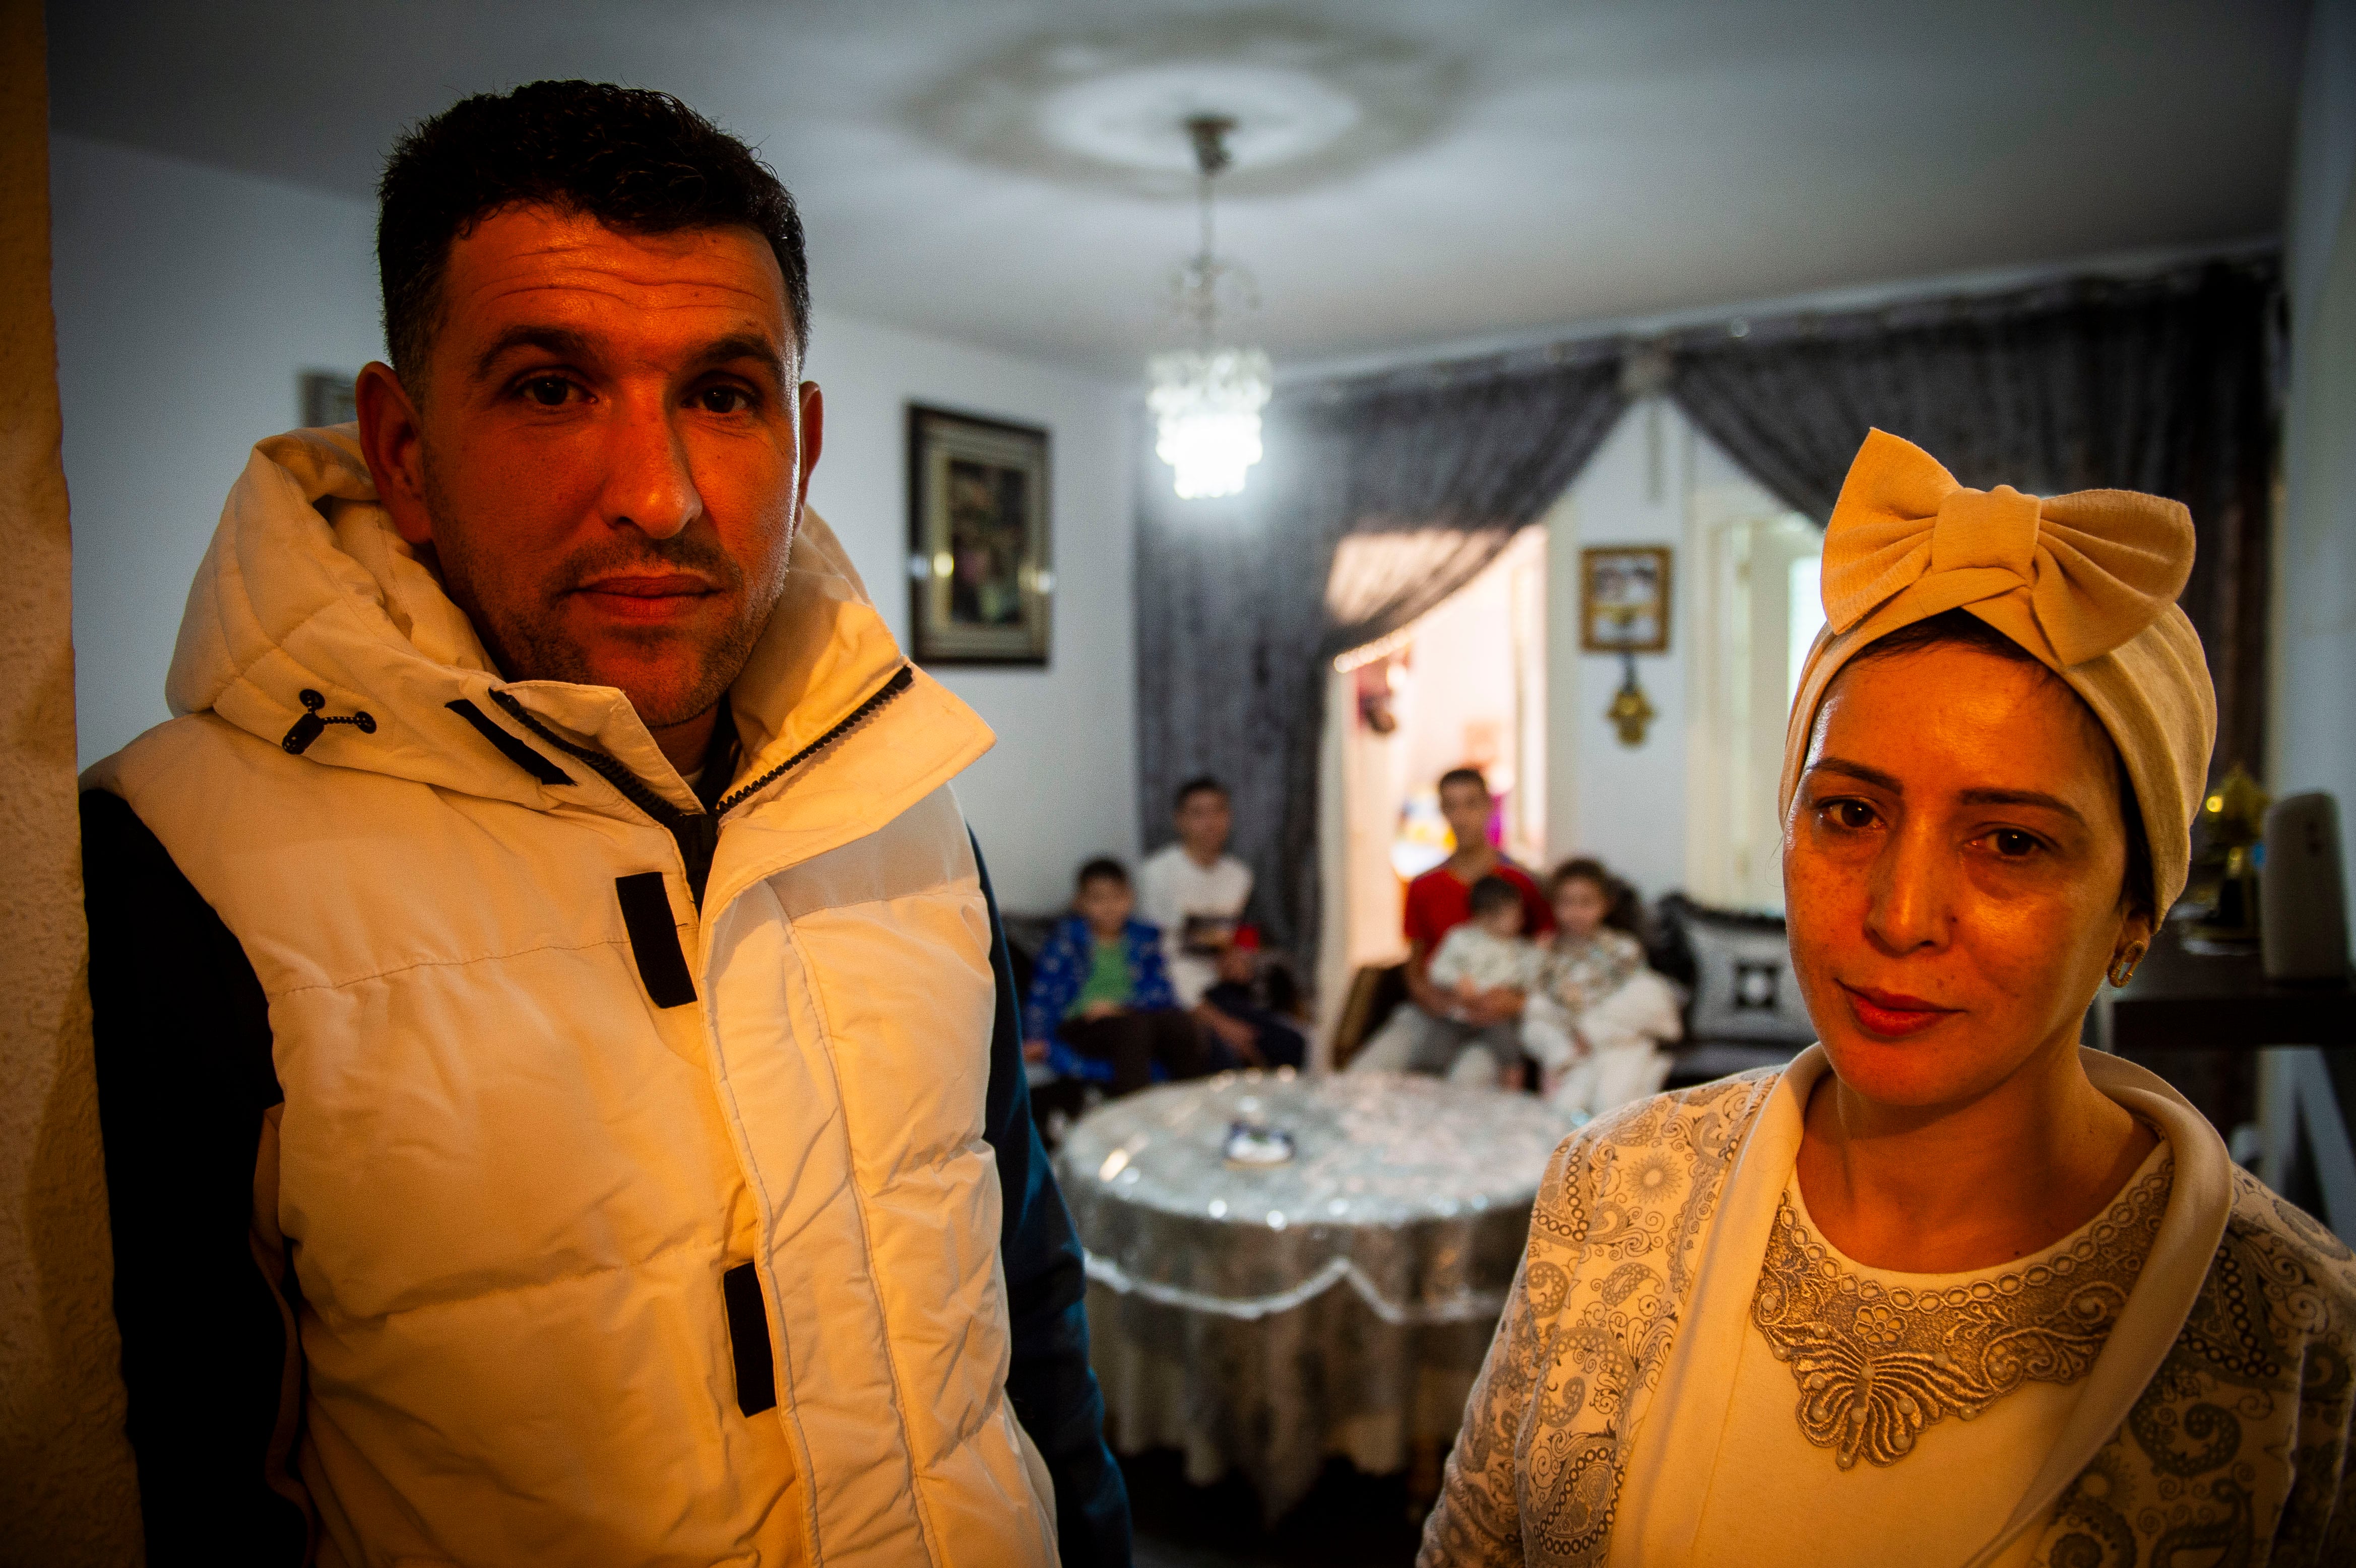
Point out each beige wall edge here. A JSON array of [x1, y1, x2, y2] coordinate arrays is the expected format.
[[0, 0, 147, 1557]]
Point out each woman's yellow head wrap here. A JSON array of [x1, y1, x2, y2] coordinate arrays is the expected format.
[[1781, 429, 2217, 917]]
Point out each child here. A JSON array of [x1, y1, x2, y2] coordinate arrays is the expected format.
[[1198, 926, 1308, 1071], [1522, 859, 1682, 1117], [1415, 874, 1543, 1084], [1024, 858, 1217, 1096]]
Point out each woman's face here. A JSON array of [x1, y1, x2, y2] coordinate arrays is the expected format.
[[1553, 877, 1610, 940], [1782, 644, 2151, 1110]]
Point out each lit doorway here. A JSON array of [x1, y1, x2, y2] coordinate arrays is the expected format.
[[1316, 528, 1547, 1051]]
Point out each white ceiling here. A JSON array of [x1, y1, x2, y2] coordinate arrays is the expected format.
[[47, 1, 2306, 377]]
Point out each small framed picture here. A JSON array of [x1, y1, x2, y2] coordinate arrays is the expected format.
[[907, 405, 1052, 666], [1580, 545, 1673, 653]]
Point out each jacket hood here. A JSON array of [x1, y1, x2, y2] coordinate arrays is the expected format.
[[159, 425, 992, 825]]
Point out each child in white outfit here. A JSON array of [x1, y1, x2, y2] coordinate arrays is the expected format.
[[1345, 875, 1539, 1086], [1521, 860, 1683, 1118], [1427, 904, 1543, 998]]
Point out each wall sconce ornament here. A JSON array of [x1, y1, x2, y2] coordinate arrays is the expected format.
[[1581, 544, 1672, 747], [1607, 651, 1655, 747]]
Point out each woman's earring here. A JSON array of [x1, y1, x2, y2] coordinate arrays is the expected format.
[[2107, 943, 2147, 989]]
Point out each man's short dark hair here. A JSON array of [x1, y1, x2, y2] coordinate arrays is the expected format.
[[377, 81, 809, 390], [1076, 857, 1130, 890], [1174, 776, 1229, 811], [1468, 875, 1522, 919], [1438, 767, 1490, 798]]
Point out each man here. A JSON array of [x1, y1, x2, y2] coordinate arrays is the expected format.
[[1133, 775, 1261, 1061], [1347, 767, 1552, 1079], [80, 82, 1125, 1567]]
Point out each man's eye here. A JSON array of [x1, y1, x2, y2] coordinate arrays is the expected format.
[[522, 377, 575, 407], [695, 386, 753, 414]]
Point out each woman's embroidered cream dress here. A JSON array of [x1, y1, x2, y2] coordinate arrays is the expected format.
[[1419, 1049, 2356, 1567], [1689, 1144, 2171, 1565]]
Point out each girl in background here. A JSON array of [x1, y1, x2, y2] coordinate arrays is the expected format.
[[1522, 858, 1683, 1117]]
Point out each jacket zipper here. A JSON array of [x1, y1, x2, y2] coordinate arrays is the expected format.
[[714, 664, 914, 814], [486, 664, 914, 906]]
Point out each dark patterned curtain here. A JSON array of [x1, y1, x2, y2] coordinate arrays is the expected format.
[[1134, 346, 1625, 955], [1668, 258, 2281, 775]]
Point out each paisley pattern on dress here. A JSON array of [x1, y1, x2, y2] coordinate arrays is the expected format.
[[1417, 1073, 2356, 1568], [1752, 1154, 2171, 1469], [1420, 1072, 1774, 1566]]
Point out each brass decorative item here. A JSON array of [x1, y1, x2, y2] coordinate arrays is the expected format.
[[2187, 762, 2270, 941], [1607, 652, 1655, 747]]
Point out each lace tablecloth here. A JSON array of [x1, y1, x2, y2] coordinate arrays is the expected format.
[[1058, 1071, 1578, 1518]]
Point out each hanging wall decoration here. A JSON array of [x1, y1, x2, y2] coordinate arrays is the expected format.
[[907, 405, 1053, 666], [1581, 545, 1672, 746]]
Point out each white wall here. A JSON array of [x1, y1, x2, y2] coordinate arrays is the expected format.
[[800, 312, 1137, 912], [51, 134, 386, 767], [1544, 400, 1766, 902], [48, 132, 1135, 911], [2274, 0, 2356, 908]]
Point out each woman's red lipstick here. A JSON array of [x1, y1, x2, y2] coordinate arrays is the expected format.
[[1839, 983, 1957, 1039]]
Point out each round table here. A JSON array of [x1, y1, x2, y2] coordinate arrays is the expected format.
[[1057, 1069, 1578, 1520]]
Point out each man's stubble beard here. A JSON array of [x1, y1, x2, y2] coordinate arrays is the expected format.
[[419, 453, 793, 731]]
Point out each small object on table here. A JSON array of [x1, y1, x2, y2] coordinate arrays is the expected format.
[[1059, 1069, 1578, 1523], [1223, 1121, 1295, 1167]]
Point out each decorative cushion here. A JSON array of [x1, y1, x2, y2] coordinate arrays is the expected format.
[[1664, 897, 1818, 1047]]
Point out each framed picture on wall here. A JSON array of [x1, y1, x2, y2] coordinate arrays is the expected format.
[[907, 405, 1052, 666], [1579, 544, 1673, 653]]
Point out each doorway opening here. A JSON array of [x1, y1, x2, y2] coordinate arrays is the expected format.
[[1320, 527, 1548, 1026]]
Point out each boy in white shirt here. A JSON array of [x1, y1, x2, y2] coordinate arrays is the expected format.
[[1136, 776, 1255, 1016]]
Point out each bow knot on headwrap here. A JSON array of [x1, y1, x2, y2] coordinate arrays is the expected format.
[[1787, 428, 2217, 921], [1821, 429, 2194, 668]]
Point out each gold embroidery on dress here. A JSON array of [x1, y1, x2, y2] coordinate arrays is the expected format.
[[1750, 1152, 2172, 1469]]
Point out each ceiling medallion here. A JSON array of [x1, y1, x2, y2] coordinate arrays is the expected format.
[[1147, 114, 1272, 501]]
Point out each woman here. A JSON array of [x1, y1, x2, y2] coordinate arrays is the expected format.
[[1421, 431, 2356, 1566], [1523, 859, 1683, 1118]]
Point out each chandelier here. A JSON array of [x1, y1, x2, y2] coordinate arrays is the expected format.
[[1148, 114, 1272, 500]]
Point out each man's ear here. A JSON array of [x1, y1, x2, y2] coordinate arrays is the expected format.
[[355, 361, 433, 546], [795, 380, 824, 517]]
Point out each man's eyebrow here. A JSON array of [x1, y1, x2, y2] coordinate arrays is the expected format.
[[469, 325, 595, 384], [687, 332, 790, 382], [468, 325, 791, 387]]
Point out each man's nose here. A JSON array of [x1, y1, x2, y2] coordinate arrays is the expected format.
[[1865, 822, 1951, 955], [599, 401, 704, 540]]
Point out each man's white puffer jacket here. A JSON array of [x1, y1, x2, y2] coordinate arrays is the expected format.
[[85, 428, 1057, 1567]]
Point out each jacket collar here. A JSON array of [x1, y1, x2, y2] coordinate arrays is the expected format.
[[162, 425, 992, 838]]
